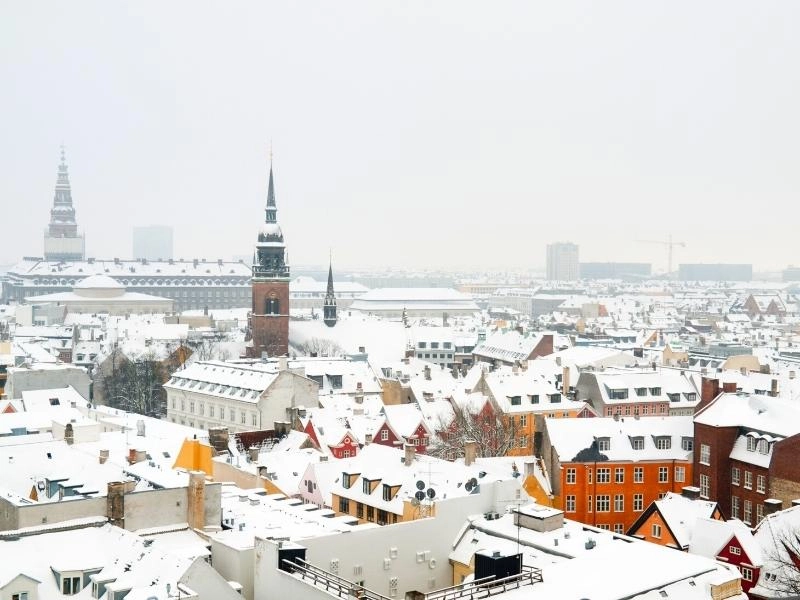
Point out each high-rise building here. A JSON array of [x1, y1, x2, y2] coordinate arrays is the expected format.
[[246, 161, 290, 358], [546, 242, 579, 281], [132, 226, 173, 261], [43, 147, 85, 261]]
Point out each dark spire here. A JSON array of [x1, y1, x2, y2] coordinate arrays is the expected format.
[[323, 253, 337, 328], [265, 161, 277, 224]]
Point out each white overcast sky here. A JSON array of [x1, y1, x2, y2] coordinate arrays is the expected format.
[[1, 2, 799, 273]]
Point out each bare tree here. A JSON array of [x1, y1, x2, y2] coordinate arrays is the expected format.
[[297, 337, 345, 358], [760, 528, 800, 596], [428, 402, 517, 460]]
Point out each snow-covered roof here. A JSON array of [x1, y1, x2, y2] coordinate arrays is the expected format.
[[545, 416, 694, 463], [650, 492, 720, 549], [694, 392, 800, 437]]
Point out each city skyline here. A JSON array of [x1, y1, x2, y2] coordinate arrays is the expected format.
[[2, 2, 799, 272]]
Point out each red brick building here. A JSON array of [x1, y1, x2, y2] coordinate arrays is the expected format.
[[693, 378, 800, 527]]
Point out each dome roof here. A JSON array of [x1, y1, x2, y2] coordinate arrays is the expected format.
[[259, 222, 284, 240], [74, 274, 125, 289]]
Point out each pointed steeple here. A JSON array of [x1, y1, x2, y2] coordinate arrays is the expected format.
[[44, 146, 84, 261], [265, 161, 277, 222], [323, 253, 338, 328], [253, 155, 289, 279]]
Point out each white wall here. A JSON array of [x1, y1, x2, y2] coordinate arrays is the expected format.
[[210, 538, 255, 600], [255, 479, 528, 599]]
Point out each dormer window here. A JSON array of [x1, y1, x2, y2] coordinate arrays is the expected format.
[[510, 396, 521, 406], [610, 389, 628, 400], [631, 436, 644, 450], [667, 393, 680, 403], [649, 387, 661, 396], [597, 437, 611, 451], [758, 439, 769, 454], [635, 387, 647, 397], [654, 436, 672, 450], [530, 395, 540, 404], [746, 436, 757, 452]]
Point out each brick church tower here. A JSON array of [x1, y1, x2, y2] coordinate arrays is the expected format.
[[246, 161, 290, 357]]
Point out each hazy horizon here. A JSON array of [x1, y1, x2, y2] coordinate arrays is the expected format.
[[2, 2, 799, 273]]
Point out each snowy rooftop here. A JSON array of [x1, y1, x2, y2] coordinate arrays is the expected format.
[[694, 392, 800, 437]]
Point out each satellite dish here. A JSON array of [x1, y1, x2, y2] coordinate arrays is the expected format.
[[416, 480, 425, 491], [415, 490, 425, 502], [426, 487, 436, 499], [464, 480, 474, 492]]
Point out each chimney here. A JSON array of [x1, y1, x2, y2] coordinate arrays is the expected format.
[[790, 371, 797, 380], [771, 379, 779, 397], [562, 366, 570, 396], [107, 481, 126, 528], [681, 486, 701, 500], [404, 443, 416, 466], [355, 382, 364, 404], [278, 356, 288, 371], [424, 365, 431, 381], [364, 433, 373, 445], [208, 427, 230, 454], [740, 366, 748, 376], [248, 446, 260, 463], [99, 449, 110, 464], [187, 471, 206, 530], [765, 498, 783, 516], [722, 381, 737, 394], [464, 439, 477, 467]]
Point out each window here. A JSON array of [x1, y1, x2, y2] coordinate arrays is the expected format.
[[566, 468, 576, 484], [596, 495, 610, 512], [675, 466, 685, 483], [587, 469, 593, 484], [597, 468, 610, 483], [615, 468, 625, 483], [757, 474, 766, 494], [363, 479, 371, 494], [443, 342, 451, 349], [741, 567, 753, 582], [732, 467, 740, 485], [587, 495, 593, 513], [382, 485, 394, 502], [63, 576, 81, 595], [652, 523, 662, 538], [700, 444, 710, 465], [655, 437, 671, 450], [636, 387, 647, 397], [266, 298, 280, 314], [252, 413, 258, 426], [241, 411, 246, 424], [12, 594, 29, 600], [566, 495, 576, 512], [339, 497, 350, 513], [758, 439, 769, 454], [668, 393, 681, 402], [209, 405, 215, 417], [171, 398, 176, 409], [634, 467, 644, 483], [518, 435, 528, 448], [614, 523, 624, 534], [381, 429, 389, 441], [658, 467, 669, 483], [747, 436, 757, 452], [649, 387, 661, 396], [342, 473, 353, 489], [631, 437, 644, 450], [731, 496, 740, 519], [614, 494, 624, 512], [744, 471, 753, 490], [356, 502, 364, 519], [757, 502, 764, 523], [377, 509, 389, 525], [700, 474, 710, 499], [418, 342, 427, 349], [431, 342, 439, 349], [367, 506, 374, 522], [743, 500, 752, 524], [597, 438, 610, 451], [519, 414, 527, 427], [199, 402, 204, 415], [610, 389, 628, 400], [530, 394, 539, 404], [229, 408, 235, 422], [510, 396, 521, 406], [634, 494, 643, 511]]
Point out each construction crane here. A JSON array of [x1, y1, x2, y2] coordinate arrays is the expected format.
[[637, 235, 686, 278]]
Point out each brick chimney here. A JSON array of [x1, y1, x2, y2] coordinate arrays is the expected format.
[[404, 443, 416, 466], [99, 449, 110, 464], [681, 486, 701, 500], [771, 379, 779, 397], [765, 498, 783, 516], [722, 381, 737, 394], [700, 377, 721, 405], [364, 433, 373, 445], [464, 440, 477, 467], [187, 471, 206, 530], [562, 366, 570, 396], [107, 481, 126, 528]]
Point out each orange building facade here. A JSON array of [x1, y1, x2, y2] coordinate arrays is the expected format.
[[556, 460, 694, 533]]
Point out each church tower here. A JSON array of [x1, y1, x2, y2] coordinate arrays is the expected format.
[[323, 257, 337, 328], [246, 160, 290, 357], [44, 147, 85, 261]]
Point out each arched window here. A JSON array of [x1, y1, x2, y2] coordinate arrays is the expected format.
[[266, 298, 280, 315]]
